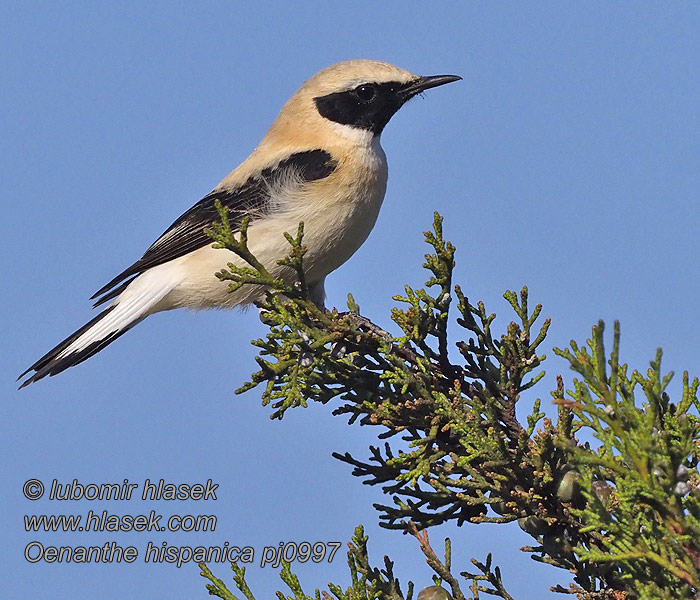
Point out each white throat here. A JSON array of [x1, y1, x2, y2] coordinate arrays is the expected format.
[[329, 121, 378, 147]]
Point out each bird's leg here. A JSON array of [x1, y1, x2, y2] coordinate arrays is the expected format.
[[308, 279, 327, 310]]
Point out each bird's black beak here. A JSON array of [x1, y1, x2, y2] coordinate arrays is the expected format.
[[398, 74, 462, 100]]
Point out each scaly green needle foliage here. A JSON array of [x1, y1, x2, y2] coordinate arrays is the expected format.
[[200, 525, 461, 600], [201, 204, 700, 600]]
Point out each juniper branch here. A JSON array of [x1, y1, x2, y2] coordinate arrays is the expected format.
[[202, 210, 700, 600]]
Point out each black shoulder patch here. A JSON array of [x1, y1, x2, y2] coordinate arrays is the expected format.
[[91, 150, 336, 304], [271, 149, 336, 181]]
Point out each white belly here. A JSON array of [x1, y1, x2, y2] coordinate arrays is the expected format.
[[152, 143, 388, 311]]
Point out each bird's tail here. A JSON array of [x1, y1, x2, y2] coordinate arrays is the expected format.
[[18, 274, 174, 388]]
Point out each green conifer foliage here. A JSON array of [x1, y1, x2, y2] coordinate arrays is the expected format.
[[201, 205, 700, 600]]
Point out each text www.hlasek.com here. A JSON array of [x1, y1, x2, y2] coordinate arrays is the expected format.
[[25, 511, 215, 533]]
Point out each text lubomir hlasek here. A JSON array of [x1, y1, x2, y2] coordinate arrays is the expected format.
[[47, 478, 218, 501]]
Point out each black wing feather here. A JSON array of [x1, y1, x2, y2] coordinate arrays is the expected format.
[[90, 150, 336, 305]]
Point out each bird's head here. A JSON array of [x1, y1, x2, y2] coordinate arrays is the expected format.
[[267, 59, 461, 146]]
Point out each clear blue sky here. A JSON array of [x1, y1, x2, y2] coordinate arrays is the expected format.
[[3, 3, 699, 599]]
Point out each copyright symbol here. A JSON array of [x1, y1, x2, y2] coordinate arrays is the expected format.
[[23, 479, 44, 500]]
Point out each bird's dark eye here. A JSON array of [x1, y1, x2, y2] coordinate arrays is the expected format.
[[354, 84, 377, 102]]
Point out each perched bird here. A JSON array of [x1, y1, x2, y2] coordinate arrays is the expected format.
[[18, 59, 460, 388]]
